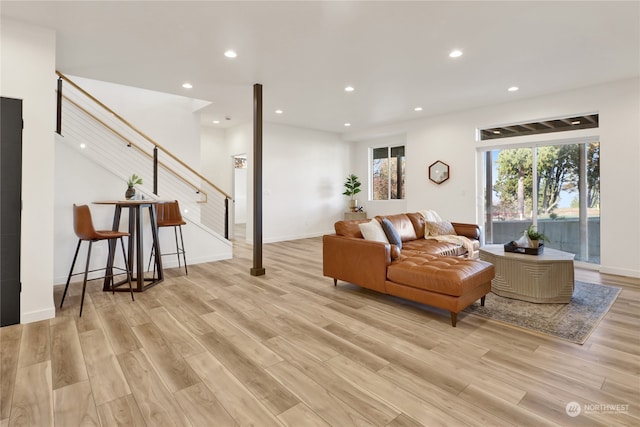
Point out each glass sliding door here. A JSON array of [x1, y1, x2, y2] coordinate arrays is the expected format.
[[483, 140, 600, 263]]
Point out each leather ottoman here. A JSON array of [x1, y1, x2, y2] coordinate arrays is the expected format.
[[386, 254, 494, 326]]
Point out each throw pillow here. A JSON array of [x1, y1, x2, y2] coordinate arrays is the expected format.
[[380, 218, 402, 250], [425, 220, 456, 237], [358, 219, 389, 243]]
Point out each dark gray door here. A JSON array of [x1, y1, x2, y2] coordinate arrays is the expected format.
[[1, 97, 22, 326]]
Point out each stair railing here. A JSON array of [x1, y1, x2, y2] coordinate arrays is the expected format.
[[55, 71, 231, 239]]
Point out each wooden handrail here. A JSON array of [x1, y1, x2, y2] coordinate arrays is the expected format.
[[62, 94, 209, 203], [56, 70, 232, 200]]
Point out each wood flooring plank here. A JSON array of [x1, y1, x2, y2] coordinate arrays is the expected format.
[[195, 328, 299, 415], [324, 322, 469, 396], [96, 306, 141, 355], [200, 312, 283, 367], [157, 279, 216, 316], [517, 388, 625, 427], [185, 351, 283, 427], [480, 348, 640, 420], [17, 320, 50, 368], [324, 301, 442, 351], [117, 349, 191, 427], [265, 336, 400, 426], [266, 361, 377, 427], [277, 403, 331, 427], [130, 322, 200, 393], [386, 413, 429, 427], [53, 380, 99, 427], [147, 307, 206, 358], [326, 355, 466, 426], [275, 312, 389, 372], [0, 324, 22, 420], [116, 299, 152, 327], [458, 383, 560, 427], [50, 318, 88, 389], [96, 394, 146, 427], [8, 361, 53, 427], [205, 297, 280, 341], [78, 329, 131, 406], [152, 289, 216, 336], [377, 363, 515, 427], [174, 382, 238, 427]]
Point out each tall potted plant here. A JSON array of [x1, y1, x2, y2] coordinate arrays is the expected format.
[[342, 174, 361, 212]]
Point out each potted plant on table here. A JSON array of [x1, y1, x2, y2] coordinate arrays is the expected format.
[[125, 174, 143, 200], [342, 174, 362, 212], [526, 224, 550, 248]]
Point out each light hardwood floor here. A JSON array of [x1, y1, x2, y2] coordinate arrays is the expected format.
[[1, 236, 639, 426]]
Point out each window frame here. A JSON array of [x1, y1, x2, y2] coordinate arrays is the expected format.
[[370, 144, 406, 201]]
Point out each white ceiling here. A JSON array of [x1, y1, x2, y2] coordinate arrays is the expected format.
[[3, 1, 639, 134]]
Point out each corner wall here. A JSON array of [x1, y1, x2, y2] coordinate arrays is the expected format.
[[1, 20, 57, 323]]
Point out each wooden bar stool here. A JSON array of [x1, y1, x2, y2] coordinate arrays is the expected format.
[[148, 200, 187, 276], [60, 204, 134, 316]]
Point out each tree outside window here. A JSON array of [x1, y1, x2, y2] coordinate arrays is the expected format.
[[372, 146, 405, 200]]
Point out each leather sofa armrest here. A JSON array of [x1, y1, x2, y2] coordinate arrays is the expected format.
[[451, 222, 481, 240], [322, 234, 390, 293]]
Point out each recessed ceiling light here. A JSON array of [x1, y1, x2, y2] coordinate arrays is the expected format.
[[571, 120, 581, 125], [493, 130, 501, 134], [414, 107, 423, 112], [508, 86, 519, 92], [224, 50, 237, 58], [182, 83, 193, 89], [80, 143, 86, 149], [344, 123, 351, 127], [212, 120, 220, 124], [449, 50, 463, 58], [275, 109, 283, 114], [344, 86, 355, 92]]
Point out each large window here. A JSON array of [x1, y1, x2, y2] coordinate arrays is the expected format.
[[372, 145, 405, 200], [483, 141, 600, 263]]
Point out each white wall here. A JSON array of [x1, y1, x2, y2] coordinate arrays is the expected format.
[[1, 20, 57, 323], [345, 78, 640, 278], [214, 122, 349, 243], [201, 126, 230, 193], [68, 76, 206, 170]]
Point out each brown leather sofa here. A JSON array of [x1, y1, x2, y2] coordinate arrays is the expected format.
[[323, 212, 495, 326]]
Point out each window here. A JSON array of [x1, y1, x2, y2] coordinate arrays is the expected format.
[[372, 145, 405, 200], [482, 141, 600, 264]]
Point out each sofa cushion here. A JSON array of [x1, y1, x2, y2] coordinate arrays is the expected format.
[[358, 219, 389, 243], [376, 214, 418, 242], [381, 218, 402, 249], [425, 220, 456, 236], [402, 239, 467, 257], [406, 213, 426, 239], [334, 219, 369, 238], [387, 255, 495, 297]]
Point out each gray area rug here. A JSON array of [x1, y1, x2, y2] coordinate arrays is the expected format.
[[464, 281, 621, 344]]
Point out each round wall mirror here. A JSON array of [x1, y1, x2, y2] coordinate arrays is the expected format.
[[428, 160, 450, 184]]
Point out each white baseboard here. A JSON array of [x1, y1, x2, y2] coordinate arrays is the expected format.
[[21, 306, 56, 324], [600, 266, 640, 279]]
